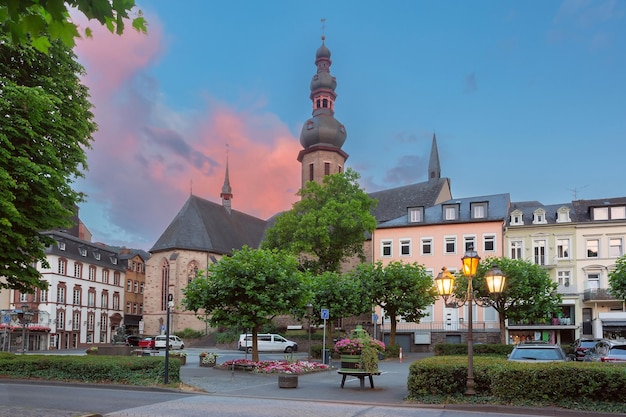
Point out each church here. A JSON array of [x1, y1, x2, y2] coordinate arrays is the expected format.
[[142, 36, 450, 336]]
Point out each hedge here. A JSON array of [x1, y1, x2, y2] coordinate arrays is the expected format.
[[0, 352, 180, 385], [408, 355, 626, 404]]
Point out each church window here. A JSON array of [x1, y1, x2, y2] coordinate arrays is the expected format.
[[322, 98, 328, 108], [324, 162, 330, 176], [309, 164, 314, 182]]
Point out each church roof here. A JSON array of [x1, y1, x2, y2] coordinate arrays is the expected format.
[[369, 177, 449, 223], [150, 195, 267, 254]]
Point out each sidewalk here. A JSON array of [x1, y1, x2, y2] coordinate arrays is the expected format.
[[180, 352, 428, 405]]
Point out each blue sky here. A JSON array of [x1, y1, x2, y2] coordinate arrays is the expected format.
[[73, 0, 626, 250]]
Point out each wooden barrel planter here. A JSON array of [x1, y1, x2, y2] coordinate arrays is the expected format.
[[278, 375, 298, 388], [340, 354, 363, 372]]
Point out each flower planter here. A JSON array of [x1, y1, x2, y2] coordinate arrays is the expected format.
[[340, 354, 364, 372], [171, 355, 186, 365], [278, 375, 298, 388], [199, 362, 215, 368]]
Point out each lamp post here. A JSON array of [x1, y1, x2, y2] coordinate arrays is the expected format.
[[435, 246, 506, 396], [164, 293, 173, 384], [19, 304, 34, 354], [305, 303, 313, 361]]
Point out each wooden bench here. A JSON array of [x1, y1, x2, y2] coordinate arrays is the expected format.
[[338, 371, 381, 390]]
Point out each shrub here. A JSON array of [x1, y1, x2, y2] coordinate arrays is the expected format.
[[433, 343, 513, 356], [174, 328, 204, 340], [0, 353, 180, 385], [215, 328, 240, 344], [384, 344, 400, 358]]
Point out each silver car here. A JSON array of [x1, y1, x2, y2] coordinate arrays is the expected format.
[[508, 342, 569, 362]]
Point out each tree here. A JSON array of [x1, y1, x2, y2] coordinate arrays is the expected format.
[[0, 36, 96, 291], [262, 168, 378, 274], [0, 0, 147, 53], [354, 261, 437, 347], [309, 271, 372, 348], [182, 247, 307, 362], [609, 255, 626, 301], [454, 257, 562, 344]]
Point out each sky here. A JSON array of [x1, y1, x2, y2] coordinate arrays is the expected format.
[[72, 0, 626, 251]]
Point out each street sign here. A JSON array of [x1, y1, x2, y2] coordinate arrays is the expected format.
[[372, 313, 378, 323], [320, 308, 329, 320]]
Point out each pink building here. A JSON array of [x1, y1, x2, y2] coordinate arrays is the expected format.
[[372, 193, 510, 350]]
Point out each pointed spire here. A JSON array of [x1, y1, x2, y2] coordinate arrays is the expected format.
[[428, 132, 441, 181], [220, 145, 232, 212]]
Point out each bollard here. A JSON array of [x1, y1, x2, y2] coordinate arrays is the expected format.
[[399, 347, 403, 363]]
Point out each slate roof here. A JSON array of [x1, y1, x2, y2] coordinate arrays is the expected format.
[[369, 178, 449, 223], [150, 195, 267, 254], [507, 200, 572, 226], [378, 193, 510, 228], [572, 197, 626, 223], [42, 230, 125, 271]]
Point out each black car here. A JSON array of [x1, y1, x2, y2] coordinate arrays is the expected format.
[[572, 338, 602, 361], [125, 335, 143, 346]]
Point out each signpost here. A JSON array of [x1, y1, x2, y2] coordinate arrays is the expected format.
[[321, 308, 329, 364]]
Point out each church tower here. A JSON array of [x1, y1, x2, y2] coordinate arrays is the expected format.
[[220, 153, 233, 213], [297, 36, 348, 189], [428, 133, 441, 181]]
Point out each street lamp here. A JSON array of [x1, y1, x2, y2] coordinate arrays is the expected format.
[[434, 246, 506, 396], [305, 303, 313, 361], [164, 293, 173, 384], [19, 304, 34, 354]]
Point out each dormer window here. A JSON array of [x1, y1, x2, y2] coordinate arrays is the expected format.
[[593, 205, 626, 220], [110, 256, 118, 265], [408, 207, 424, 223], [533, 208, 547, 224], [510, 209, 523, 225], [94, 252, 101, 261], [556, 206, 571, 223], [471, 202, 487, 219], [443, 204, 458, 221], [79, 247, 87, 257], [58, 241, 66, 251]]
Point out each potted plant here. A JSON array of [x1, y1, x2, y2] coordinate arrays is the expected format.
[[334, 326, 385, 372], [199, 352, 219, 367], [170, 350, 188, 365]]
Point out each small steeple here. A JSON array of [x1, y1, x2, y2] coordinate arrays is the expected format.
[[428, 132, 441, 181], [220, 146, 232, 212]]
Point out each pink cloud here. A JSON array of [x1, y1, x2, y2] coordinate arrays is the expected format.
[[73, 16, 301, 249]]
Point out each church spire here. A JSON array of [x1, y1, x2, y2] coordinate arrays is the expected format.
[[428, 132, 441, 181], [220, 146, 232, 212]]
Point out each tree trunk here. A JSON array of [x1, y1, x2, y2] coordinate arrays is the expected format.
[[390, 315, 397, 347], [252, 327, 259, 362]]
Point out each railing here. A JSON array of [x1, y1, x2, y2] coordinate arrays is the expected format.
[[384, 321, 499, 333], [583, 288, 618, 302]]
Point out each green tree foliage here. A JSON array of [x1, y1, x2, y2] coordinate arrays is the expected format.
[[0, 0, 147, 53], [0, 36, 96, 291], [454, 257, 561, 343], [182, 246, 307, 362], [609, 255, 626, 301], [262, 168, 378, 274], [308, 271, 372, 347], [354, 261, 437, 346]]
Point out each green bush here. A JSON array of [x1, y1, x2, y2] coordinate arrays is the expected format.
[[433, 343, 513, 356], [174, 328, 204, 340], [215, 328, 240, 344], [384, 343, 400, 358], [408, 355, 626, 407], [0, 353, 180, 385]]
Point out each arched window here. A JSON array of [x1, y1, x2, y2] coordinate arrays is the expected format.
[[161, 259, 170, 311]]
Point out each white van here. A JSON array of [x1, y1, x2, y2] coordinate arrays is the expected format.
[[238, 333, 298, 353]]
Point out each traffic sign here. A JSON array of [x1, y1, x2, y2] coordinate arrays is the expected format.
[[320, 308, 329, 320]]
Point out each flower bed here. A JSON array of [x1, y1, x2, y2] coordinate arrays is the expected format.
[[218, 359, 329, 374]]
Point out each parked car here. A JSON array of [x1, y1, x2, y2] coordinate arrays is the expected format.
[[238, 333, 298, 353], [583, 340, 626, 363], [571, 338, 603, 361], [154, 335, 185, 350], [124, 335, 143, 346], [138, 337, 156, 349], [508, 342, 570, 362]]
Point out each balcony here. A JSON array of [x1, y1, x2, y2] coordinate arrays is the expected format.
[[583, 288, 618, 302]]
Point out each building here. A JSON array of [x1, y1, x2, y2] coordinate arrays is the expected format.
[[372, 193, 510, 351], [119, 250, 147, 336], [2, 230, 126, 350]]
